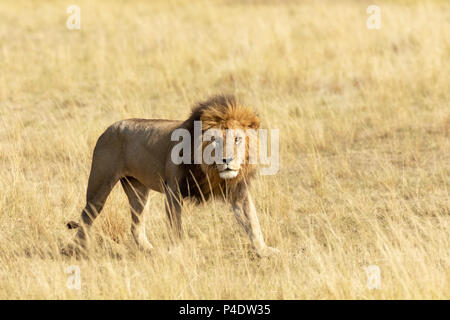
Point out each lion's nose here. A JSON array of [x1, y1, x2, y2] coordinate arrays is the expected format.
[[223, 157, 233, 164]]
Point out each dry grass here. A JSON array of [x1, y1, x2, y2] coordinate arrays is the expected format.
[[0, 0, 449, 299]]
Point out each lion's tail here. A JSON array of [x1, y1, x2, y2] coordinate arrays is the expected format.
[[67, 221, 80, 229]]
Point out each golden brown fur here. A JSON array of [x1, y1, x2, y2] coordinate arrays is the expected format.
[[68, 95, 278, 257]]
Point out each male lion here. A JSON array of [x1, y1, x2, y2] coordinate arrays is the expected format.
[[67, 95, 278, 257]]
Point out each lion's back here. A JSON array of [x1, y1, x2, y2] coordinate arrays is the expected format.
[[93, 118, 183, 187]]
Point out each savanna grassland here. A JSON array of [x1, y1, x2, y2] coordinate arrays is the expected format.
[[0, 0, 449, 299]]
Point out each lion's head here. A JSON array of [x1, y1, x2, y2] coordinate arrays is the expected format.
[[181, 95, 260, 201]]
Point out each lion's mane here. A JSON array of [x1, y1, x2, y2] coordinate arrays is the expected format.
[[178, 95, 260, 202]]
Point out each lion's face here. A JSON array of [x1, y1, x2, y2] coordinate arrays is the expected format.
[[200, 128, 246, 180], [185, 95, 260, 188], [200, 125, 258, 181], [181, 95, 260, 199]]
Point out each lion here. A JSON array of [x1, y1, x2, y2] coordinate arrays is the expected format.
[[67, 95, 279, 257]]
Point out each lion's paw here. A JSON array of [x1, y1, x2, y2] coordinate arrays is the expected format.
[[256, 246, 280, 258]]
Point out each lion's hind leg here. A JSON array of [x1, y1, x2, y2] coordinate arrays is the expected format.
[[68, 135, 123, 253], [71, 172, 120, 251], [64, 172, 119, 257], [120, 176, 153, 252]]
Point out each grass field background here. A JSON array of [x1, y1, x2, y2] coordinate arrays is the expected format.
[[0, 0, 449, 299]]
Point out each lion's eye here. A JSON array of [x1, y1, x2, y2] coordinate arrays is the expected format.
[[210, 136, 216, 142]]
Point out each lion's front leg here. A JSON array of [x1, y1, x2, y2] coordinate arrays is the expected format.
[[232, 188, 279, 257]]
